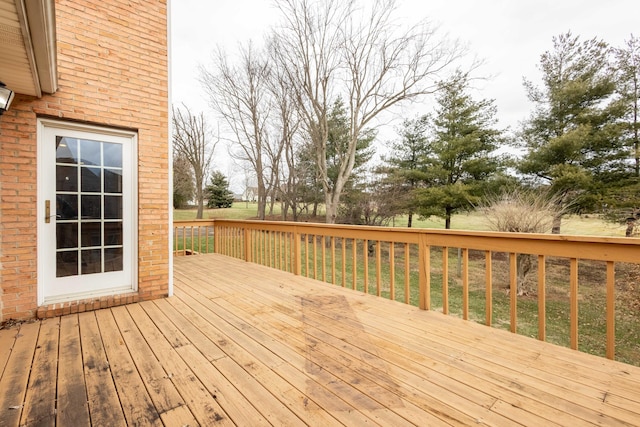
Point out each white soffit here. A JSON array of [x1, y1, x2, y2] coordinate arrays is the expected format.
[[0, 0, 57, 97]]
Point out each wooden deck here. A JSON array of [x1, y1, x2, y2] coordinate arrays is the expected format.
[[1, 254, 640, 426]]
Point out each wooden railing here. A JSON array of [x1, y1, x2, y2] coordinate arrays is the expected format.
[[173, 219, 640, 362]]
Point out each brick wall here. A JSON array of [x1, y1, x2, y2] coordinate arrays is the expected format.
[[0, 0, 169, 322]]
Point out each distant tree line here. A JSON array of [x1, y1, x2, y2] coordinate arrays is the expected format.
[[173, 0, 639, 232]]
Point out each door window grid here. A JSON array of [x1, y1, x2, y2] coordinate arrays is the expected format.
[[55, 136, 123, 277]]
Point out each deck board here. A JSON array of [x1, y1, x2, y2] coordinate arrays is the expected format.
[[0, 321, 40, 426], [79, 311, 127, 427], [1, 253, 640, 426], [21, 317, 59, 427], [95, 308, 163, 426], [56, 314, 91, 427]]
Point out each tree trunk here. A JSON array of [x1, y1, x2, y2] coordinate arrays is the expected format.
[[256, 175, 266, 220], [195, 187, 204, 219], [407, 213, 413, 228], [325, 198, 338, 224], [445, 207, 452, 229], [551, 213, 562, 234], [634, 91, 639, 177]]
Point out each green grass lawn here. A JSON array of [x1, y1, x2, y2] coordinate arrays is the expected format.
[[175, 204, 628, 237], [173, 203, 270, 220]]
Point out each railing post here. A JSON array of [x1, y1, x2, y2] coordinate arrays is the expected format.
[[485, 250, 492, 326], [293, 226, 301, 275], [570, 257, 579, 350], [537, 255, 546, 341], [418, 233, 430, 310], [213, 221, 219, 254], [606, 261, 615, 360], [509, 252, 517, 333], [244, 227, 251, 263]]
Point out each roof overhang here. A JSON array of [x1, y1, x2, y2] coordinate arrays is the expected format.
[[0, 0, 57, 97]]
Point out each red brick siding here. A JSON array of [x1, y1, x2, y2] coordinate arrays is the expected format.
[[0, 0, 169, 321]]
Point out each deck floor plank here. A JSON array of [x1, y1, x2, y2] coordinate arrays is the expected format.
[[56, 314, 91, 427], [234, 293, 541, 426], [187, 264, 547, 427], [125, 303, 235, 426], [146, 298, 275, 426], [78, 311, 127, 427], [204, 286, 483, 427], [0, 328, 17, 380], [143, 301, 278, 425], [229, 258, 635, 427], [110, 304, 196, 425], [4, 253, 640, 426], [171, 286, 361, 426], [94, 309, 163, 426], [0, 321, 40, 427], [21, 317, 59, 427]]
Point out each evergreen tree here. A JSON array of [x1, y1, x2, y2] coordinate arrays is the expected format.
[[616, 34, 640, 178], [608, 34, 640, 217], [519, 32, 625, 231], [381, 116, 431, 227], [415, 72, 503, 229], [205, 171, 235, 208]]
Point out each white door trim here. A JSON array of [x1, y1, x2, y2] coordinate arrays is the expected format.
[[37, 118, 138, 305]]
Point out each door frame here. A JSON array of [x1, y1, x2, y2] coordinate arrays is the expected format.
[[37, 118, 138, 305]]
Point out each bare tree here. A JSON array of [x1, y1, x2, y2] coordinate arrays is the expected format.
[[172, 104, 216, 219], [270, 0, 464, 223], [200, 42, 285, 220], [269, 63, 302, 220], [172, 152, 194, 209]]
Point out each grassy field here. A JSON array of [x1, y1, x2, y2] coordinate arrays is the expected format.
[[175, 203, 629, 237]]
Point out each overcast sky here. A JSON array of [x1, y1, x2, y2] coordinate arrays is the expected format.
[[170, 0, 639, 180]]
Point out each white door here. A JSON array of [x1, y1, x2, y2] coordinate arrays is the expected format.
[[38, 119, 137, 304]]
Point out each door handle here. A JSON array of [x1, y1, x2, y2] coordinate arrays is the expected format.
[[45, 200, 50, 223]]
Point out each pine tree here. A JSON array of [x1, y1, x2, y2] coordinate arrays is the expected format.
[[607, 34, 640, 218], [205, 171, 235, 209], [415, 72, 503, 229], [381, 116, 430, 227], [519, 32, 625, 232]]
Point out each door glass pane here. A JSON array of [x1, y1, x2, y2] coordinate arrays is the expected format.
[[56, 251, 78, 277], [81, 222, 102, 247], [81, 249, 102, 274], [56, 194, 78, 219], [104, 196, 122, 219], [81, 167, 101, 192], [103, 143, 122, 167], [104, 222, 123, 245], [105, 248, 123, 272], [104, 169, 122, 193], [80, 139, 101, 166], [81, 195, 101, 219], [56, 223, 78, 249], [56, 165, 78, 192], [56, 137, 78, 164]]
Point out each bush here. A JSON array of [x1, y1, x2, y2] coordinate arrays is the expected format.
[[479, 190, 566, 294]]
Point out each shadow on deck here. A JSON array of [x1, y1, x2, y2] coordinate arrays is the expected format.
[[1, 253, 639, 426]]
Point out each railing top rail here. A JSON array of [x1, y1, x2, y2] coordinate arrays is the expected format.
[[173, 219, 217, 227], [173, 219, 640, 262]]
